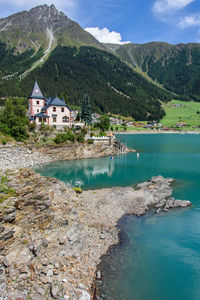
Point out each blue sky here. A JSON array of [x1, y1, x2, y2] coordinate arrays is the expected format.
[[0, 0, 200, 44]]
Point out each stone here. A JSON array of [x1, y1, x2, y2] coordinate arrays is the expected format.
[[42, 239, 49, 248], [53, 269, 59, 275], [100, 234, 105, 240], [59, 237, 67, 245], [50, 284, 60, 298], [0, 226, 4, 233], [0, 228, 14, 241], [4, 213, 16, 223], [41, 276, 52, 284], [6, 245, 32, 264], [36, 287, 46, 296], [96, 271, 101, 279], [30, 293, 46, 300], [78, 289, 91, 300], [54, 263, 59, 269]]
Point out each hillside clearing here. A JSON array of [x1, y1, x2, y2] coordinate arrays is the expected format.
[[161, 100, 200, 128]]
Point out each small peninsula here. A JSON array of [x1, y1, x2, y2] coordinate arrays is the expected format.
[[0, 168, 191, 299]]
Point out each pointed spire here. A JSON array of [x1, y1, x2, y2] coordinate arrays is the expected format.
[[29, 81, 45, 99]]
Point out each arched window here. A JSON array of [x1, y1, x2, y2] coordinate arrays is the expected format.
[[62, 116, 69, 123]]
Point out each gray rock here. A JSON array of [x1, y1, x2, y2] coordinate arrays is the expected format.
[[4, 212, 16, 223], [6, 245, 32, 264], [50, 284, 60, 298], [96, 271, 101, 279], [0, 228, 14, 241], [30, 293, 46, 300]]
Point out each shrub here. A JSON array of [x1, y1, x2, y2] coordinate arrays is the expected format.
[[0, 98, 28, 141], [54, 133, 68, 144], [99, 115, 110, 131], [88, 139, 94, 144], [77, 133, 85, 143], [99, 131, 106, 137], [54, 130, 75, 144], [28, 122, 36, 131], [90, 132, 95, 137], [81, 127, 88, 136], [72, 187, 83, 194], [1, 139, 7, 145]]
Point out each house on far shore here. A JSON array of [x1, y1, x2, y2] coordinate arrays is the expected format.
[[28, 81, 71, 128]]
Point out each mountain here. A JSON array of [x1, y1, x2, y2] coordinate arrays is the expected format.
[[0, 5, 173, 121], [1, 46, 172, 120], [0, 4, 103, 52], [105, 42, 200, 101]]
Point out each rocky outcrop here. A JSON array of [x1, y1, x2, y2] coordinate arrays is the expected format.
[[0, 170, 191, 299], [38, 140, 133, 161], [0, 141, 133, 171]]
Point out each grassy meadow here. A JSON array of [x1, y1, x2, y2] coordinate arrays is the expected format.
[[161, 100, 200, 128]]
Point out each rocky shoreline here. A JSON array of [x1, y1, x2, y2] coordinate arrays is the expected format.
[[0, 139, 133, 171], [0, 169, 191, 300]]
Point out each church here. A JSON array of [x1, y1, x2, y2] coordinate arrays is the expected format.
[[28, 81, 71, 128]]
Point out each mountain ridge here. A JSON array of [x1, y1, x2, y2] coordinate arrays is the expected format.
[[0, 4, 104, 53], [105, 42, 200, 101]]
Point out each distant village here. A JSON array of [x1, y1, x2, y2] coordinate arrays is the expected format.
[[0, 83, 193, 131]]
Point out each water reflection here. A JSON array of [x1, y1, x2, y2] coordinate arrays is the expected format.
[[34, 156, 115, 188]]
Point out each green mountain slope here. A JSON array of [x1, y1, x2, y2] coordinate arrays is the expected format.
[[0, 46, 172, 120], [105, 42, 200, 101]]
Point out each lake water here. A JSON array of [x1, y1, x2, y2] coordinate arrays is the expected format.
[[35, 134, 200, 300]]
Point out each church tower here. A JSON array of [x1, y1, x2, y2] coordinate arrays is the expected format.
[[28, 81, 45, 118]]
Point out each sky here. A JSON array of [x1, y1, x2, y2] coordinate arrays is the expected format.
[[0, 0, 200, 44]]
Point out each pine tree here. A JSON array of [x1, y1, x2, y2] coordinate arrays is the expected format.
[[81, 94, 92, 125]]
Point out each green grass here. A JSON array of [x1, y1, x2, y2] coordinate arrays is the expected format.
[[161, 100, 200, 129], [111, 124, 148, 132]]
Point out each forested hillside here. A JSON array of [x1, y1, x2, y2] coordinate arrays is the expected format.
[[106, 42, 200, 101], [0, 46, 172, 120]]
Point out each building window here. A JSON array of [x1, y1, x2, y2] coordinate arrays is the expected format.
[[43, 118, 46, 122], [37, 109, 39, 112], [62, 116, 69, 122], [36, 101, 39, 105], [61, 107, 64, 112], [53, 107, 56, 112], [39, 117, 42, 123], [53, 117, 57, 123]]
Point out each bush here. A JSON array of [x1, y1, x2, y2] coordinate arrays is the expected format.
[[72, 187, 83, 194], [54, 130, 75, 144], [99, 115, 110, 131], [88, 139, 94, 144], [99, 131, 106, 137], [54, 133, 68, 144], [28, 122, 36, 131], [0, 98, 28, 141], [81, 127, 88, 136], [77, 133, 85, 143], [1, 139, 7, 145]]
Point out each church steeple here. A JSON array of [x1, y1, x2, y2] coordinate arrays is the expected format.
[[29, 81, 45, 99]]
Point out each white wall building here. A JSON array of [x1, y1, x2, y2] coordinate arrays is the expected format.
[[28, 81, 71, 128]]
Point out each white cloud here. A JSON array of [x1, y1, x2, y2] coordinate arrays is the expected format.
[[179, 14, 200, 28], [153, 0, 194, 14], [84, 27, 130, 44]]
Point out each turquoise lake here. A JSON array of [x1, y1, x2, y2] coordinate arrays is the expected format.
[[35, 134, 200, 300]]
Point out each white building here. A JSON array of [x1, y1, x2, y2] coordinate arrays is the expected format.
[[28, 81, 71, 128]]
